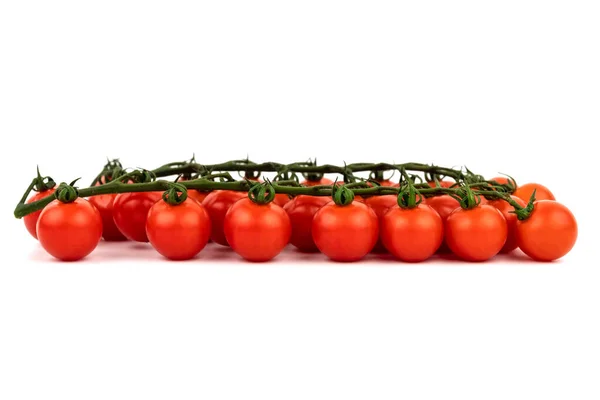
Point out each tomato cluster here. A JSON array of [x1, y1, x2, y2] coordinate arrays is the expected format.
[[19, 164, 578, 264]]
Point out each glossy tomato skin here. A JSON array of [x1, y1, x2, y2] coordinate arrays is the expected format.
[[88, 194, 128, 241], [425, 195, 460, 252], [112, 191, 162, 242], [283, 195, 331, 252], [24, 189, 56, 239], [487, 195, 526, 253], [224, 198, 291, 261], [36, 198, 102, 261], [202, 190, 247, 246], [146, 199, 211, 260], [301, 177, 334, 187], [514, 183, 555, 202], [365, 195, 398, 252], [516, 200, 577, 261], [187, 190, 210, 204], [273, 193, 291, 207], [312, 202, 379, 262], [381, 204, 443, 262], [445, 205, 507, 261]]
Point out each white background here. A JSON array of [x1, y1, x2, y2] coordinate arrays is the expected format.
[[1, 1, 599, 399]]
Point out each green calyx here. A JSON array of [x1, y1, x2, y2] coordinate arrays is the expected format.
[[163, 182, 188, 205], [397, 182, 423, 209], [34, 166, 56, 192], [55, 180, 80, 203], [450, 185, 482, 210], [248, 181, 276, 205], [511, 189, 536, 221], [332, 183, 355, 206]]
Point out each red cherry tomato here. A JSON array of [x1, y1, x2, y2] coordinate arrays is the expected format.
[[88, 194, 128, 241], [112, 191, 162, 242], [202, 190, 247, 246], [425, 195, 460, 252], [514, 183, 555, 202], [445, 205, 508, 261], [224, 198, 291, 261], [146, 198, 212, 260], [37, 198, 103, 261], [273, 193, 291, 207], [375, 179, 398, 187], [487, 195, 527, 253], [24, 188, 56, 239], [381, 204, 443, 262], [364, 195, 398, 252], [187, 190, 210, 204], [283, 195, 331, 252], [516, 200, 577, 261], [427, 180, 455, 188], [312, 202, 379, 262], [301, 177, 334, 187], [490, 176, 517, 189]]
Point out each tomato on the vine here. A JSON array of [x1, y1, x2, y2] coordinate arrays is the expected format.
[[487, 195, 526, 253], [381, 204, 443, 262], [146, 198, 212, 260], [24, 188, 56, 239], [88, 194, 128, 241], [273, 193, 291, 207], [301, 177, 333, 187], [516, 200, 577, 261], [283, 195, 331, 252], [514, 183, 555, 202], [427, 180, 455, 188], [490, 176, 516, 189], [112, 191, 163, 242], [202, 190, 247, 246], [37, 198, 103, 261], [424, 195, 460, 252], [445, 205, 507, 261], [187, 190, 210, 204], [364, 195, 398, 252], [224, 198, 291, 261], [312, 201, 379, 261]]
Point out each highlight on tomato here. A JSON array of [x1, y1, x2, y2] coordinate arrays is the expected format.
[[312, 186, 378, 262], [224, 185, 291, 262], [516, 200, 577, 261], [445, 204, 508, 261], [514, 183, 555, 202], [146, 191, 212, 260], [37, 193, 102, 261], [283, 195, 331, 252], [202, 190, 246, 246], [112, 191, 163, 242]]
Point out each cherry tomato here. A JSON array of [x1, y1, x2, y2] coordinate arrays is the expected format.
[[381, 204, 443, 262], [112, 191, 162, 242], [273, 193, 291, 207], [24, 188, 56, 239], [487, 195, 526, 253], [312, 202, 378, 262], [202, 190, 247, 246], [301, 177, 334, 187], [516, 200, 577, 261], [514, 183, 555, 201], [445, 205, 508, 261], [425, 195, 460, 252], [37, 198, 102, 261], [364, 195, 398, 252], [490, 176, 517, 190], [427, 180, 455, 188], [187, 190, 210, 204], [374, 179, 398, 187], [88, 194, 128, 241], [146, 198, 212, 260], [224, 198, 291, 261], [283, 195, 331, 252]]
